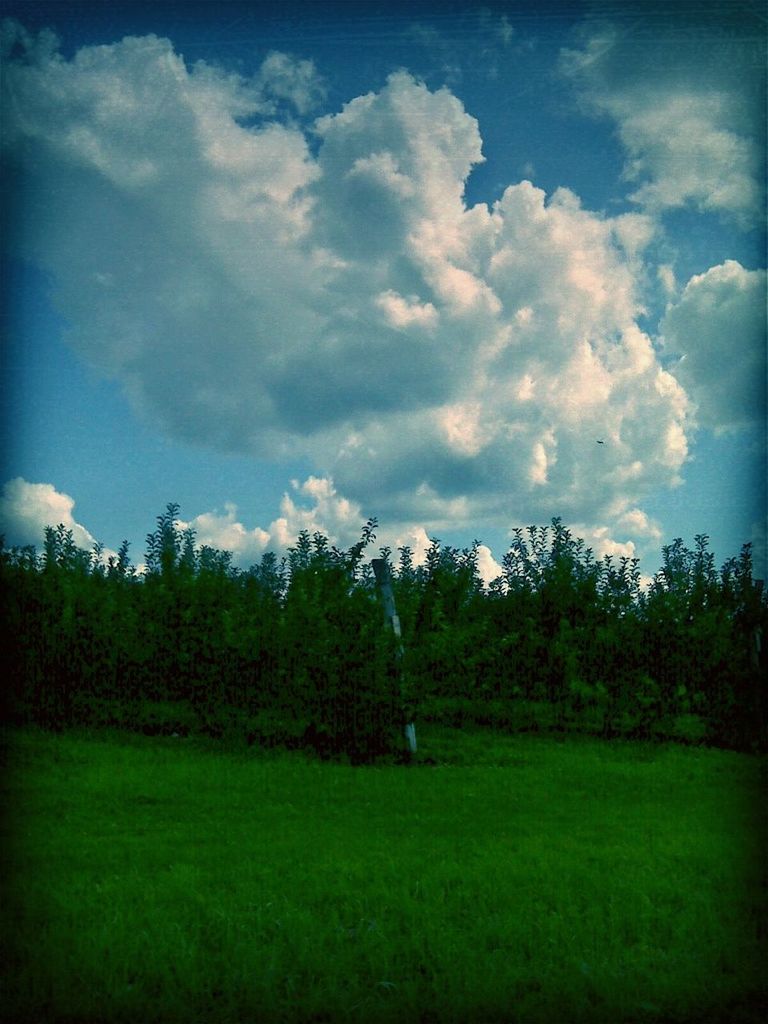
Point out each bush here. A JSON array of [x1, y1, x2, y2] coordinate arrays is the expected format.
[[1, 514, 765, 756]]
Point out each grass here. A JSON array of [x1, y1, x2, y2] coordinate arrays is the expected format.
[[1, 724, 765, 1023]]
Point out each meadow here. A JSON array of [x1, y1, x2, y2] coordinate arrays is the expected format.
[[1, 724, 765, 1023]]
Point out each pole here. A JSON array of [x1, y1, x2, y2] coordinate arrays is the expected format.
[[371, 558, 417, 754]]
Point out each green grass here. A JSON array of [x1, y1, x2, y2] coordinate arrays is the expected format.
[[1, 725, 765, 1023]]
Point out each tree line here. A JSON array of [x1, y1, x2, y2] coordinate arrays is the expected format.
[[1, 505, 765, 759]]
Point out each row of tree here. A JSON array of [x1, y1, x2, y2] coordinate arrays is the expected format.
[[1, 505, 765, 759]]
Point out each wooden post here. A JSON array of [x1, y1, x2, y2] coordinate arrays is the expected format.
[[751, 624, 763, 669], [371, 558, 417, 754]]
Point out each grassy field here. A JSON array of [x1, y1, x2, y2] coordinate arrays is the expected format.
[[1, 725, 765, 1024]]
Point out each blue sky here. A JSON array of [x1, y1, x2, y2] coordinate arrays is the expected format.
[[1, 1, 765, 582]]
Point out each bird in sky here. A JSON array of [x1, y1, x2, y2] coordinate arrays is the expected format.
[[596, 439, 605, 444]]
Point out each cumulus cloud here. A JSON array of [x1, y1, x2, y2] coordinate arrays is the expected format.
[[256, 51, 326, 115], [0, 470, 683, 594], [561, 13, 765, 224], [0, 473, 420, 575], [572, 507, 662, 561], [476, 543, 504, 587], [188, 483, 506, 586], [2, 22, 694, 545], [0, 477, 99, 551], [182, 503, 271, 564], [550, 506, 659, 584], [660, 261, 766, 433], [179, 476, 370, 567]]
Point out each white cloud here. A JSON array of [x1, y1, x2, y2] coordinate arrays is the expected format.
[[619, 95, 760, 220], [184, 503, 270, 563], [476, 543, 503, 587], [0, 471, 681, 595], [0, 477, 99, 551], [256, 51, 326, 115], [561, 17, 765, 224], [616, 507, 663, 545], [610, 212, 655, 261], [275, 476, 364, 549], [375, 289, 438, 331], [661, 261, 766, 432], [558, 508, 662, 589], [572, 505, 663, 561], [2, 24, 693, 543], [2, 464, 732, 600], [390, 524, 433, 566], [581, 526, 636, 562], [182, 476, 366, 566], [657, 264, 677, 297], [189, 479, 505, 586]]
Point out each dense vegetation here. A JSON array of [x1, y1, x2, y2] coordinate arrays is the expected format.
[[1, 505, 765, 758]]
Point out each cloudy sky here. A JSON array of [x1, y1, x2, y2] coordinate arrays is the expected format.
[[1, 0, 765, 582]]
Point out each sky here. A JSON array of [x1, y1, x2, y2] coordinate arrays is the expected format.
[[1, 0, 766, 584]]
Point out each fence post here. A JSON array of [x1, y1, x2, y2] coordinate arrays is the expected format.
[[371, 558, 417, 754]]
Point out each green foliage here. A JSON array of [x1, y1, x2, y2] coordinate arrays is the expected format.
[[1, 510, 404, 762], [1, 511, 766, 756], [278, 520, 402, 761], [2, 727, 765, 1023]]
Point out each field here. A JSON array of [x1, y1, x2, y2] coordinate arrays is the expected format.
[[1, 725, 766, 1024]]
